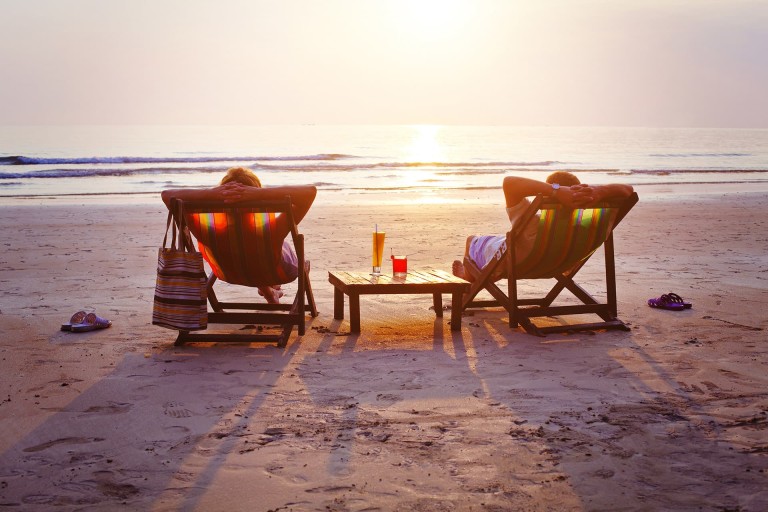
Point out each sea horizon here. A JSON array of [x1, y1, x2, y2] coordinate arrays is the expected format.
[[2, 124, 767, 205]]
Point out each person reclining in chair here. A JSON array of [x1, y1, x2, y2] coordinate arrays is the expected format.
[[452, 172, 634, 282], [161, 167, 316, 304]]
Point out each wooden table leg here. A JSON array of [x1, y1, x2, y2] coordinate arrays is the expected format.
[[334, 287, 344, 320], [450, 291, 462, 331], [433, 293, 443, 317], [349, 293, 361, 333]]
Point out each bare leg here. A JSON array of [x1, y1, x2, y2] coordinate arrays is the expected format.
[[452, 236, 476, 282]]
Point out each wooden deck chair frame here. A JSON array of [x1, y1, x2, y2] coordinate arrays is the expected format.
[[462, 192, 638, 336], [171, 196, 318, 347]]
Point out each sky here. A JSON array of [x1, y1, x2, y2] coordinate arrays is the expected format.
[[1, 0, 766, 128]]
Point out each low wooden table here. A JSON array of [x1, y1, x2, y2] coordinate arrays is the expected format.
[[328, 269, 470, 333]]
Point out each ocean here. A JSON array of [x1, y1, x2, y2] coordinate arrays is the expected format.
[[1, 125, 767, 205]]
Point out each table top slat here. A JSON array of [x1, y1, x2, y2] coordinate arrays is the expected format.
[[420, 267, 467, 284], [398, 271, 431, 284], [339, 271, 372, 285], [328, 269, 469, 293]]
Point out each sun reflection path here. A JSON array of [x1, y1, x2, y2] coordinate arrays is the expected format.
[[396, 125, 446, 190], [405, 125, 445, 164]]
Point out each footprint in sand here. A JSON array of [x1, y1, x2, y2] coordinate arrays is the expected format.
[[163, 401, 193, 418], [97, 481, 140, 500], [82, 401, 133, 415], [22, 494, 58, 506], [376, 393, 402, 404], [703, 315, 764, 331], [163, 425, 191, 435], [677, 381, 705, 394], [23, 437, 105, 453]]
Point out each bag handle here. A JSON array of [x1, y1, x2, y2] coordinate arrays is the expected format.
[[162, 199, 187, 252], [161, 210, 174, 249]]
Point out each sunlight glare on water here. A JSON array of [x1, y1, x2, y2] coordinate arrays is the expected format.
[[405, 125, 445, 164]]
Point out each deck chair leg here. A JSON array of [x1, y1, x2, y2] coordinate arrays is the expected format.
[[604, 235, 618, 318], [175, 330, 189, 346], [278, 325, 292, 348], [560, 277, 598, 305], [294, 287, 305, 336], [543, 258, 590, 306], [508, 269, 519, 328], [542, 276, 568, 306], [306, 285, 318, 316], [463, 280, 484, 310], [206, 274, 224, 312], [462, 256, 510, 312], [519, 318, 544, 337], [461, 260, 486, 310], [304, 262, 318, 317]]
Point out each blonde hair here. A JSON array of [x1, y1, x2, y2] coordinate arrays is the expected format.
[[220, 167, 262, 187], [546, 171, 580, 186]]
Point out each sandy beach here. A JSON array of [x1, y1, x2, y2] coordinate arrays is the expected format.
[[1, 184, 767, 511]]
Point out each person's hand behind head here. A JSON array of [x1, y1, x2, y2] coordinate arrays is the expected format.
[[559, 184, 595, 207], [571, 184, 596, 206], [219, 181, 251, 203]]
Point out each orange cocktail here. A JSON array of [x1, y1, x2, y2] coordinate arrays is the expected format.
[[372, 231, 386, 275]]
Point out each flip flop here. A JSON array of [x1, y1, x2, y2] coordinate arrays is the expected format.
[[648, 294, 686, 311], [71, 312, 112, 332], [61, 311, 87, 331], [666, 292, 692, 309]]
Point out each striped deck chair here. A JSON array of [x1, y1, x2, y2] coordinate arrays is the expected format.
[[170, 196, 318, 347], [462, 192, 639, 336]]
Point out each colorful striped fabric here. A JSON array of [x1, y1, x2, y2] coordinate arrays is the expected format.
[[184, 209, 293, 287], [152, 247, 208, 331], [515, 204, 619, 279]]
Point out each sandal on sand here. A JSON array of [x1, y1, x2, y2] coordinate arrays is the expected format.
[[61, 311, 87, 331], [71, 312, 112, 332], [666, 292, 692, 309], [648, 293, 687, 311]]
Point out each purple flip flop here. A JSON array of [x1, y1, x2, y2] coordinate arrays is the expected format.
[[61, 311, 87, 331], [71, 312, 112, 332], [648, 293, 691, 311], [666, 292, 692, 309]]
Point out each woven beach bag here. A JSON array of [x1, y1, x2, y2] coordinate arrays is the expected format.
[[152, 205, 208, 331]]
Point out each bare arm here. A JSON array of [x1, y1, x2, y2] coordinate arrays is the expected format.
[[592, 183, 634, 202], [502, 176, 633, 208], [161, 183, 317, 224], [503, 176, 559, 207], [161, 184, 231, 208], [217, 183, 317, 224]]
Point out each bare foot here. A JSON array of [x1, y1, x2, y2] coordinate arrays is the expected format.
[[452, 260, 467, 280], [258, 286, 284, 304]]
